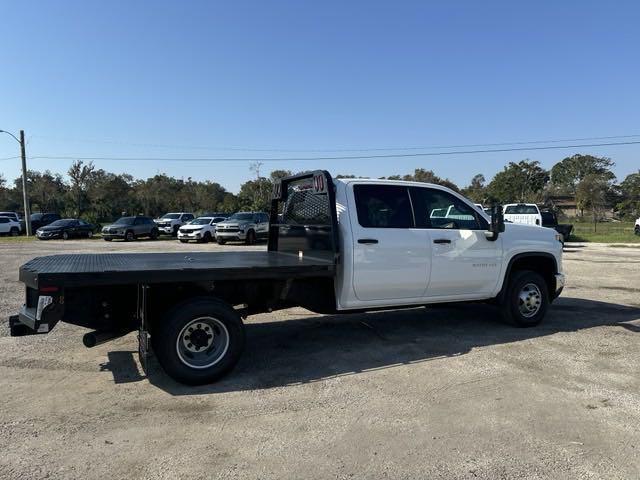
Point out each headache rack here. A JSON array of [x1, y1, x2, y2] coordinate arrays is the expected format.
[[268, 170, 339, 264]]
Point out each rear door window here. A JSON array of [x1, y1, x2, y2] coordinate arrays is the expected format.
[[354, 184, 413, 228]]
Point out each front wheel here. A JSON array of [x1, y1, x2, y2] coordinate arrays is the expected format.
[[499, 270, 549, 327], [245, 229, 256, 245], [217, 238, 226, 245], [179, 239, 188, 243], [202, 232, 212, 243], [125, 230, 135, 242], [87, 230, 93, 238], [635, 226, 640, 236], [152, 298, 245, 385], [149, 228, 159, 240], [62, 231, 70, 240], [10, 227, 19, 237]]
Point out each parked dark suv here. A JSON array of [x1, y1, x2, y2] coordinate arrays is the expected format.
[[29, 212, 61, 230], [102, 216, 159, 241]]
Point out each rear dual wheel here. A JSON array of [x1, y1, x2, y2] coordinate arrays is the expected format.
[[152, 298, 245, 385]]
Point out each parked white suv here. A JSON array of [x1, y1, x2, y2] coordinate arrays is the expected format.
[[155, 212, 195, 236], [503, 203, 542, 226], [0, 216, 21, 236], [178, 216, 227, 243]]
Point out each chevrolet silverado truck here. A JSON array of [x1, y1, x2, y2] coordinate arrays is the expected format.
[[8, 171, 565, 385], [154, 212, 195, 236], [503, 203, 543, 226]]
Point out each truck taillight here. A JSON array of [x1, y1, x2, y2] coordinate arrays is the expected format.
[[40, 286, 59, 293]]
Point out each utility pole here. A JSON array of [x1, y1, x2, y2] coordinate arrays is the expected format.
[[0, 128, 31, 235], [19, 130, 32, 236]]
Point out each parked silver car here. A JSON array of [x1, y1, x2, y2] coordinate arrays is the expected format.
[[214, 212, 269, 245]]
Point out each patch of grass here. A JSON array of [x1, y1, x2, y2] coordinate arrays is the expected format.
[[569, 221, 640, 243]]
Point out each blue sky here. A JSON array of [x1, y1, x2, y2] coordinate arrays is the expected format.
[[1, 0, 639, 193]]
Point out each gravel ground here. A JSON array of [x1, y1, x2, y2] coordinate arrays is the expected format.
[[1, 239, 639, 479]]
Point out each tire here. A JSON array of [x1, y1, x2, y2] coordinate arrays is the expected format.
[[172, 225, 179, 237], [245, 229, 256, 245], [9, 227, 19, 237], [125, 230, 135, 242], [150, 228, 159, 240], [217, 238, 226, 245], [635, 226, 640, 236], [202, 232, 212, 243], [62, 231, 70, 240], [499, 270, 549, 327], [152, 297, 245, 385], [104, 237, 112, 242], [179, 239, 188, 243], [87, 230, 93, 238]]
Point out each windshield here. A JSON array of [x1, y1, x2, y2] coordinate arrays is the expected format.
[[49, 220, 74, 227], [30, 213, 44, 220], [504, 205, 539, 215], [113, 217, 135, 225], [190, 218, 212, 225], [161, 213, 180, 219], [228, 213, 254, 221]]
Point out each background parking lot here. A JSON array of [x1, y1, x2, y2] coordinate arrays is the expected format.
[[1, 240, 639, 479]]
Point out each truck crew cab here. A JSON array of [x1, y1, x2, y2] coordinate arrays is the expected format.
[[9, 171, 564, 385]]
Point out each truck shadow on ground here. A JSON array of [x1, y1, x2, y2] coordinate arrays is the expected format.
[[107, 297, 640, 394]]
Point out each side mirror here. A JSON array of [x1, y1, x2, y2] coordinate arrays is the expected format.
[[486, 205, 505, 241]]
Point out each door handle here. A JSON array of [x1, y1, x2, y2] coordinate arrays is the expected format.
[[433, 238, 451, 244], [358, 238, 379, 245]]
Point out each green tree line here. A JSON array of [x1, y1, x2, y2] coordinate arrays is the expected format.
[[0, 155, 638, 224]]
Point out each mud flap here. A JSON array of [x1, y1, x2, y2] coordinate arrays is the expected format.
[[137, 284, 151, 374], [138, 326, 150, 374]]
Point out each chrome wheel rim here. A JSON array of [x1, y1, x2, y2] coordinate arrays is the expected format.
[[176, 317, 230, 369], [518, 283, 542, 318]]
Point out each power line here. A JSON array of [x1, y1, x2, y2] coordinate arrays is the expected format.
[[29, 133, 640, 153], [13, 139, 640, 163]]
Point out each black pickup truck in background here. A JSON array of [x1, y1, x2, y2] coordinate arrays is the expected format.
[[541, 210, 573, 243]]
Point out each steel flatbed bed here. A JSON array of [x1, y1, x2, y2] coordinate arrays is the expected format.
[[19, 251, 335, 289], [9, 170, 343, 385]]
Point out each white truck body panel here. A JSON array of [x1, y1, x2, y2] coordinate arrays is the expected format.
[[332, 179, 562, 311]]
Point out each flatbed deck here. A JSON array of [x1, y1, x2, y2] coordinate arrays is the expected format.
[[19, 251, 335, 288]]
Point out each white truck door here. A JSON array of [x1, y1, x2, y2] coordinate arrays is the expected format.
[[409, 186, 502, 298], [349, 183, 431, 301]]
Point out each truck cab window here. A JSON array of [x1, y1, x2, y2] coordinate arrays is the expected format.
[[410, 187, 484, 230], [354, 185, 412, 228]]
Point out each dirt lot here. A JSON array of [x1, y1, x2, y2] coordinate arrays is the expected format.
[[1, 239, 639, 479]]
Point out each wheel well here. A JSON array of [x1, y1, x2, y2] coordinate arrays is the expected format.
[[506, 254, 556, 298]]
